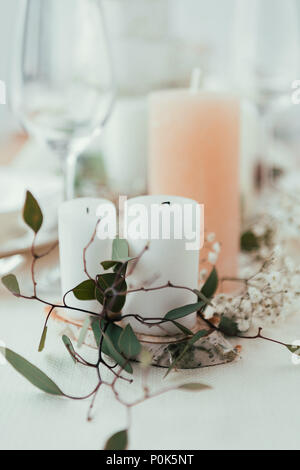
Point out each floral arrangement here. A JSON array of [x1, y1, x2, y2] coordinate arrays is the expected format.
[[1, 191, 300, 450]]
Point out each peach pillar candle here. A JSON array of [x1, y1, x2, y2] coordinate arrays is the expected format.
[[149, 90, 240, 281]]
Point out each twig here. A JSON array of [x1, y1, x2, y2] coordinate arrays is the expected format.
[[83, 220, 101, 281]]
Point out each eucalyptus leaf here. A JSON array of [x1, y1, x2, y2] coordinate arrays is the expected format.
[[165, 330, 208, 378], [73, 280, 96, 301], [119, 325, 142, 359], [62, 335, 77, 364], [96, 273, 127, 313], [101, 260, 132, 272], [104, 430, 128, 451], [2, 274, 20, 296], [101, 327, 133, 374], [171, 321, 194, 337], [77, 317, 91, 348], [92, 319, 102, 348], [38, 326, 48, 352], [178, 383, 212, 391], [95, 273, 116, 304], [193, 289, 213, 306], [201, 267, 218, 299], [241, 230, 260, 252], [112, 238, 129, 262], [102, 322, 124, 357], [287, 345, 300, 356], [101, 260, 120, 271], [92, 320, 131, 370], [219, 316, 239, 337], [0, 347, 63, 396], [165, 301, 205, 321], [23, 191, 43, 234]]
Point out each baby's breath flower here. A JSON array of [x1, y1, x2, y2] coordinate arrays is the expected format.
[[267, 271, 281, 290], [206, 233, 216, 243], [253, 225, 265, 237], [237, 319, 250, 333], [240, 299, 252, 314], [212, 242, 221, 254], [208, 251, 218, 265], [203, 305, 215, 319], [248, 287, 263, 303]]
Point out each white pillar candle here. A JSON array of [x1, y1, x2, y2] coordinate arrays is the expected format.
[[103, 97, 148, 195], [58, 198, 115, 322], [122, 195, 203, 336]]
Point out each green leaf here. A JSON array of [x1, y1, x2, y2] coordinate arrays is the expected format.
[[104, 430, 128, 451], [77, 317, 91, 348], [101, 261, 120, 271], [171, 321, 194, 337], [201, 268, 218, 299], [95, 273, 115, 304], [92, 319, 102, 348], [119, 325, 142, 359], [112, 238, 129, 262], [101, 260, 132, 273], [2, 274, 20, 296], [241, 230, 260, 252], [96, 273, 127, 313], [0, 347, 63, 396], [219, 316, 239, 337], [178, 383, 212, 391], [62, 335, 77, 364], [92, 320, 132, 373], [73, 280, 96, 301], [165, 330, 208, 378], [23, 191, 43, 234], [165, 301, 205, 321], [95, 320, 123, 357], [38, 326, 48, 352], [101, 326, 133, 374], [287, 345, 300, 356], [105, 323, 124, 354], [193, 289, 213, 306]]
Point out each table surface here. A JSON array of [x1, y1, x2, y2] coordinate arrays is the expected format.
[[1, 264, 300, 451]]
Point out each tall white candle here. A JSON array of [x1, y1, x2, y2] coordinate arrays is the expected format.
[[103, 97, 148, 195], [58, 198, 115, 321], [122, 195, 203, 336]]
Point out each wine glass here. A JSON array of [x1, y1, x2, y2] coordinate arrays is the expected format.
[[11, 0, 115, 200], [232, 0, 300, 189]]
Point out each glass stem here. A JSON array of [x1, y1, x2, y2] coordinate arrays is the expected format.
[[63, 152, 78, 201]]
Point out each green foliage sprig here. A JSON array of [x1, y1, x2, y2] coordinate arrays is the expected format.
[[1, 191, 299, 450]]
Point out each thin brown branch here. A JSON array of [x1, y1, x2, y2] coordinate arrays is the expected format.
[[83, 220, 101, 281], [126, 243, 149, 277]]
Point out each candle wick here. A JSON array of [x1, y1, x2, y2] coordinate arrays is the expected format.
[[162, 202, 171, 206], [86, 208, 90, 214]]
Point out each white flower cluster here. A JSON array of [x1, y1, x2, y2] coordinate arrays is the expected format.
[[204, 235, 300, 333], [201, 176, 300, 333], [209, 245, 299, 333], [204, 233, 221, 266]]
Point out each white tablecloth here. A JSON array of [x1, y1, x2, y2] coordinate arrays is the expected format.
[[1, 280, 300, 451]]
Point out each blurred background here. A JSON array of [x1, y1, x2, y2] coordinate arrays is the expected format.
[[1, 0, 300, 279]]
